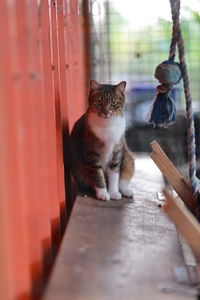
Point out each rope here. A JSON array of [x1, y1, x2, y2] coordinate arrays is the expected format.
[[168, 0, 180, 61], [146, 0, 182, 128], [169, 0, 199, 202]]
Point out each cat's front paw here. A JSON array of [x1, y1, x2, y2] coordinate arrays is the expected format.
[[119, 180, 134, 198], [109, 191, 122, 200], [96, 188, 110, 201], [120, 188, 134, 198]]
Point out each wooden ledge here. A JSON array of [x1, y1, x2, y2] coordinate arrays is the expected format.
[[44, 156, 194, 300]]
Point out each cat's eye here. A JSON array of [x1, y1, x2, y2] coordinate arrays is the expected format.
[[112, 100, 119, 105], [95, 101, 102, 107]]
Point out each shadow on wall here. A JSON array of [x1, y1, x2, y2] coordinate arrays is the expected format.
[[126, 112, 200, 179], [62, 124, 78, 220]]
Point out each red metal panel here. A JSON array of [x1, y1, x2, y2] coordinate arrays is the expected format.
[[9, 0, 51, 294], [22, 0, 54, 283], [38, 0, 62, 256], [56, 0, 68, 126], [48, 0, 67, 231], [0, 0, 87, 298], [15, 0, 51, 289], [0, 1, 31, 298], [66, 0, 87, 130]]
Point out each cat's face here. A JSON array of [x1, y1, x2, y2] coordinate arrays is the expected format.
[[88, 80, 126, 119]]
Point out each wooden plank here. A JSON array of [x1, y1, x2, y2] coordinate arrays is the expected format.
[[177, 234, 200, 285], [44, 156, 192, 300], [163, 189, 200, 258], [150, 140, 195, 210]]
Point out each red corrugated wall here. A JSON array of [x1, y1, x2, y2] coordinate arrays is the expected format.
[[0, 0, 87, 299]]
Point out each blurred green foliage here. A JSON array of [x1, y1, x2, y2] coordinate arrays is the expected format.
[[108, 3, 200, 108]]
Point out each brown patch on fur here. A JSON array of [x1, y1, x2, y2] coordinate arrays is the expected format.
[[120, 143, 135, 181]]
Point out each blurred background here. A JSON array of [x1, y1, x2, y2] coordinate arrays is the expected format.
[[88, 0, 200, 174]]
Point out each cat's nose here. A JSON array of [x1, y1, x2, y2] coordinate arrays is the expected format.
[[103, 111, 112, 118]]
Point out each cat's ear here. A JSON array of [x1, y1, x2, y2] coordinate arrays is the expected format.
[[90, 80, 100, 91], [116, 81, 126, 93]]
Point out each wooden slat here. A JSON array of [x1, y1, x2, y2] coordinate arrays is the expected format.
[[150, 140, 195, 210], [177, 234, 200, 285], [164, 189, 200, 258]]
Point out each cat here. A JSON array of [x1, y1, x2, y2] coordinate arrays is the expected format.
[[69, 80, 135, 201]]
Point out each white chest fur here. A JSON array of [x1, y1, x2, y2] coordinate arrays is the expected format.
[[87, 112, 125, 169]]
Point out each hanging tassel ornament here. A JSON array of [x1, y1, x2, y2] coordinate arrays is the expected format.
[[147, 60, 182, 128]]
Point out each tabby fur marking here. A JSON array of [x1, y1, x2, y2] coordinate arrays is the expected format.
[[69, 80, 135, 201]]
